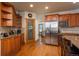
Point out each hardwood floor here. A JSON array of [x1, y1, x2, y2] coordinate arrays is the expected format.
[[16, 40, 61, 56]]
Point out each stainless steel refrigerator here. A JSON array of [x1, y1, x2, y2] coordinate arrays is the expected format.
[[43, 21, 59, 45]]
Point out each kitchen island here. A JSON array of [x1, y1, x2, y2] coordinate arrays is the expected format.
[[58, 32, 79, 56]]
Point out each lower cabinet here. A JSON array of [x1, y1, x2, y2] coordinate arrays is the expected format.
[[58, 36, 71, 56], [1, 34, 24, 56], [1, 38, 8, 56], [20, 34, 25, 46], [0, 40, 1, 56], [14, 35, 21, 52], [9, 37, 16, 55]]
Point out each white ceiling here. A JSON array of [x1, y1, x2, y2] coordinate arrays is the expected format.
[[11, 2, 79, 13]]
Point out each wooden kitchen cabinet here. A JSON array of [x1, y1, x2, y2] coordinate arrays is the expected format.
[[59, 13, 79, 27], [69, 13, 79, 27], [9, 37, 16, 55], [14, 35, 21, 53], [0, 40, 1, 56], [12, 10, 18, 27], [1, 34, 23, 56], [59, 14, 70, 22], [45, 14, 59, 21], [45, 15, 52, 21], [59, 14, 79, 27], [15, 14, 22, 28], [69, 14, 76, 27], [76, 14, 79, 26], [1, 39, 4, 56], [0, 3, 1, 27], [0, 2, 20, 27], [1, 38, 11, 56], [20, 34, 25, 46], [1, 39, 5, 56], [59, 15, 66, 21], [58, 36, 71, 56], [1, 37, 16, 56], [45, 13, 79, 27], [0, 2, 13, 27], [18, 35, 21, 51]]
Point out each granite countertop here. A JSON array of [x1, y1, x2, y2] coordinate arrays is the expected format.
[[61, 33, 79, 49], [59, 33, 79, 36], [59, 27, 79, 36], [0, 33, 23, 40], [58, 28, 79, 49]]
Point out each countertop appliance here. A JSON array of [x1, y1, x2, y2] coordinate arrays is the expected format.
[[17, 29, 21, 34], [1, 33, 8, 37]]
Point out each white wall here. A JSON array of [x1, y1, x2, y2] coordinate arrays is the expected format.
[[19, 11, 26, 43]]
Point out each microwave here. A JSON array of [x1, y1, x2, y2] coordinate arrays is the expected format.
[[59, 21, 69, 28]]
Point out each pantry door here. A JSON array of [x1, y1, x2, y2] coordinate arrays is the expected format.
[[26, 19, 35, 41]]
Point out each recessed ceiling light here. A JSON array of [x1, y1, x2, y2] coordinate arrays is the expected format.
[[45, 6, 48, 10], [73, 1, 76, 4], [30, 4, 34, 7]]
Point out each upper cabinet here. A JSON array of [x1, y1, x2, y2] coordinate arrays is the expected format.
[[0, 3, 1, 26], [76, 14, 79, 27], [45, 14, 59, 22], [0, 3, 13, 26], [45, 13, 79, 27], [59, 14, 71, 27], [68, 14, 79, 27], [0, 2, 22, 28], [15, 14, 22, 28], [69, 14, 76, 27], [59, 14, 70, 22]]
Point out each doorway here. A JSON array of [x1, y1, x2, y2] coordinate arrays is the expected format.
[[26, 19, 35, 42]]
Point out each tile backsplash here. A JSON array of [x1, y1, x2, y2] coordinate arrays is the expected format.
[[0, 27, 10, 33], [0, 27, 21, 34], [60, 27, 79, 33]]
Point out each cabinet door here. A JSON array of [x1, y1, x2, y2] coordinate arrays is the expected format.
[[45, 15, 59, 21], [15, 35, 21, 52], [7, 38, 13, 56], [52, 15, 59, 20], [76, 14, 79, 26], [1, 39, 5, 56], [77, 15, 79, 26], [1, 38, 11, 56], [13, 12, 17, 27], [0, 39, 1, 56], [70, 14, 76, 27], [17, 15, 22, 28], [59, 14, 70, 21], [0, 3, 1, 26], [9, 37, 15, 55], [14, 36, 18, 52], [45, 15, 52, 21], [59, 15, 66, 21], [65, 14, 71, 27], [20, 34, 24, 46], [18, 35, 21, 49]]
